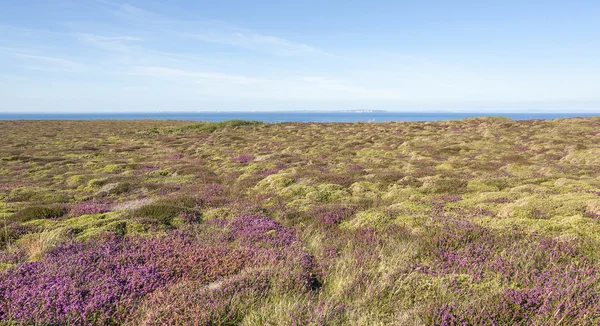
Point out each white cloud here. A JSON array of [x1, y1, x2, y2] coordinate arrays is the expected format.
[[190, 30, 329, 56], [116, 3, 163, 22], [103, 2, 330, 57], [128, 66, 267, 84], [124, 65, 405, 101], [13, 53, 78, 67], [0, 47, 86, 71], [75, 33, 142, 52]]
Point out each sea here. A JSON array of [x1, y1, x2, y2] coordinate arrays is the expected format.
[[0, 111, 597, 123]]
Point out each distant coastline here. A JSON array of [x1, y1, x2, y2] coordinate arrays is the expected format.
[[0, 111, 597, 123], [338, 110, 388, 113]]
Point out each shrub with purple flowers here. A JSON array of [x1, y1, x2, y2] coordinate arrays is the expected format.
[[311, 204, 355, 227], [258, 168, 280, 176], [229, 214, 296, 247], [0, 215, 318, 324], [70, 201, 110, 216], [133, 269, 273, 325], [422, 219, 600, 324], [231, 155, 254, 163]]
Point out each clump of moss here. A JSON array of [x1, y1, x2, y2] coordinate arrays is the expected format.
[[255, 174, 295, 192], [101, 164, 122, 173], [420, 176, 468, 194], [148, 169, 170, 176], [341, 209, 394, 229], [306, 184, 348, 203]]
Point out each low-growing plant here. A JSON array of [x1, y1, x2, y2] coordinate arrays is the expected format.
[[0, 222, 33, 249], [13, 204, 68, 222], [0, 215, 317, 325], [311, 204, 356, 227], [132, 199, 201, 226], [3, 118, 600, 324], [108, 182, 135, 195], [70, 201, 110, 216], [175, 120, 264, 133]]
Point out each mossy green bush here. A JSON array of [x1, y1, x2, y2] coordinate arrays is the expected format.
[[132, 198, 201, 226], [419, 175, 468, 194], [341, 209, 394, 229], [498, 193, 593, 220], [304, 184, 348, 203], [108, 182, 135, 195], [174, 120, 264, 133], [147, 169, 170, 176], [7, 188, 72, 204], [101, 164, 122, 173], [47, 212, 129, 240], [66, 174, 91, 188], [13, 205, 68, 222], [255, 174, 295, 193], [467, 180, 501, 192]]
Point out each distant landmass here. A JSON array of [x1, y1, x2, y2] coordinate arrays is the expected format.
[[338, 109, 388, 113], [0, 111, 597, 122]]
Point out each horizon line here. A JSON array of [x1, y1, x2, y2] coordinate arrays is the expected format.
[[1, 110, 600, 114]]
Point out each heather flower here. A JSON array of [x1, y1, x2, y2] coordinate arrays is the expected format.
[[347, 164, 365, 174], [0, 215, 317, 325], [132, 269, 273, 325], [585, 210, 600, 218], [426, 303, 468, 326], [311, 204, 355, 227], [135, 164, 161, 175], [229, 214, 296, 247], [231, 155, 254, 163], [70, 201, 110, 216], [196, 183, 226, 206], [258, 169, 280, 176]]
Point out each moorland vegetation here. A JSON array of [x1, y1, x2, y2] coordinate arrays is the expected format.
[[1, 117, 600, 325]]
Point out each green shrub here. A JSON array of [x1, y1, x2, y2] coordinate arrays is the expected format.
[[109, 182, 135, 195], [7, 188, 72, 204], [176, 120, 264, 133], [1, 221, 33, 248], [13, 205, 68, 222], [420, 176, 468, 194], [132, 198, 200, 226], [148, 169, 170, 176]]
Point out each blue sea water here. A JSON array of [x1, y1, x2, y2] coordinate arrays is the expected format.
[[0, 111, 597, 123]]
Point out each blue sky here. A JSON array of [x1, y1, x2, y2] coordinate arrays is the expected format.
[[1, 0, 599, 112]]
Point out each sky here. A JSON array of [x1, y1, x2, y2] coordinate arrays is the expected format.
[[1, 0, 599, 113]]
